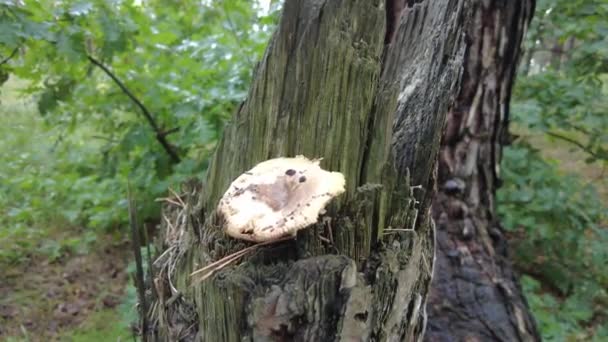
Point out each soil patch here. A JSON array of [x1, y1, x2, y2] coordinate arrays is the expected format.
[[0, 237, 131, 340]]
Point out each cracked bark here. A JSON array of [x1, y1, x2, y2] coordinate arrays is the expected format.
[[425, 1, 541, 341]]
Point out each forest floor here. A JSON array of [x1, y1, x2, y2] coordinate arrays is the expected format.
[[0, 232, 133, 341]]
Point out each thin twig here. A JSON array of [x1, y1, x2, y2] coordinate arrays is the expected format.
[[383, 228, 417, 236], [167, 252, 179, 295], [190, 245, 255, 277], [317, 235, 330, 243], [546, 131, 602, 160], [155, 197, 183, 208], [155, 188, 187, 208], [168, 187, 186, 208], [159, 127, 180, 137], [0, 46, 19, 66], [163, 214, 177, 233], [91, 135, 119, 143], [87, 55, 181, 163], [191, 248, 253, 284], [190, 236, 293, 283], [153, 245, 176, 266], [127, 183, 148, 342]]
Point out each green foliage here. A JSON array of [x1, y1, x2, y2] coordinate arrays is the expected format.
[[516, 0, 608, 163], [522, 275, 608, 341], [500, 147, 608, 340], [0, 0, 279, 263], [498, 144, 608, 340], [119, 283, 139, 332], [0, 89, 104, 263], [499, 0, 608, 339], [499, 144, 606, 291]]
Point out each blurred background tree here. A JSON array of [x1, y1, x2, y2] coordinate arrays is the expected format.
[[499, 0, 608, 339], [0, 0, 605, 340]]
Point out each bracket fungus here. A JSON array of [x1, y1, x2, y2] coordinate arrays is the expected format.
[[217, 156, 345, 242]]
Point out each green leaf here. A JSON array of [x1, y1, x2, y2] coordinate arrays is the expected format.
[[56, 30, 86, 61]]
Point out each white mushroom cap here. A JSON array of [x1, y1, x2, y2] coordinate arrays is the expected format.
[[217, 156, 345, 242]]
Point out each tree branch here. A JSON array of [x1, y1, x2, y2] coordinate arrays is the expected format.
[[0, 46, 19, 66], [546, 131, 602, 160], [87, 55, 181, 164], [158, 126, 180, 138], [91, 135, 119, 143]]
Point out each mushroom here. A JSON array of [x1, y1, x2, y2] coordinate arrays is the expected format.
[[217, 155, 345, 242]]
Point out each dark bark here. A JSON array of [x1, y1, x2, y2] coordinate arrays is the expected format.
[[146, 0, 470, 341], [425, 1, 540, 341]]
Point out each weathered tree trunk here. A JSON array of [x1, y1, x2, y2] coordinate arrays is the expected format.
[[146, 0, 471, 341], [425, 1, 541, 341]]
